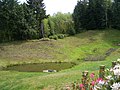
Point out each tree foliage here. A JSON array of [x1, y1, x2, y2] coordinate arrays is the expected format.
[[73, 0, 88, 32], [73, 0, 120, 32], [1, 0, 120, 42], [0, 0, 28, 41], [43, 12, 75, 37], [112, 0, 120, 29], [0, 0, 48, 42], [26, 0, 48, 38]]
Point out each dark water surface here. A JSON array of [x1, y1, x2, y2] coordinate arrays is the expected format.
[[3, 62, 76, 72]]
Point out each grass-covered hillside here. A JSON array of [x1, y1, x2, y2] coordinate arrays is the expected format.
[[0, 29, 120, 90]]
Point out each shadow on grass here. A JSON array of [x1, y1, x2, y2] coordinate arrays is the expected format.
[[0, 40, 28, 46]]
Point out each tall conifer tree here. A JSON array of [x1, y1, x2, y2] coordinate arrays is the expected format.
[[85, 0, 96, 30], [73, 0, 88, 32], [112, 0, 120, 29], [27, 0, 48, 38]]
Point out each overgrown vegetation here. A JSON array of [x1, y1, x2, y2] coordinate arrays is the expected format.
[[0, 29, 120, 89]]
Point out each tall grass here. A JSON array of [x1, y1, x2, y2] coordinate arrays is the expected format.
[[0, 29, 120, 90]]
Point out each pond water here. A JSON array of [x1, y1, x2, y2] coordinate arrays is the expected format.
[[3, 62, 76, 72]]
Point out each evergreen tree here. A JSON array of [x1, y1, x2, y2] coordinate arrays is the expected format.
[[73, 0, 88, 32], [85, 0, 96, 30], [73, 0, 109, 30], [22, 3, 39, 39], [0, 0, 26, 41], [27, 0, 48, 38], [112, 0, 120, 29], [94, 0, 106, 29], [104, 0, 113, 28]]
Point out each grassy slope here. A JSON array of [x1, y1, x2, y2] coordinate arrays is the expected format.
[[0, 29, 120, 90]]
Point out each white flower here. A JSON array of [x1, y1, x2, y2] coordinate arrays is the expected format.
[[98, 80, 105, 85], [113, 69, 120, 76], [111, 82, 120, 90], [113, 64, 120, 70], [110, 68, 113, 72], [113, 64, 120, 76], [106, 75, 112, 80]]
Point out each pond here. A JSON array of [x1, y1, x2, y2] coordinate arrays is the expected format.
[[2, 62, 76, 72]]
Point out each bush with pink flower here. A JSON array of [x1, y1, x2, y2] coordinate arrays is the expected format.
[[64, 58, 120, 90]]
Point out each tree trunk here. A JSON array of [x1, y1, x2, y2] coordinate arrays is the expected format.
[[105, 9, 108, 28], [41, 22, 44, 38], [39, 21, 44, 39]]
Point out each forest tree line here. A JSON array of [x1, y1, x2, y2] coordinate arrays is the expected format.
[[0, 0, 75, 42], [73, 0, 120, 33], [0, 0, 49, 42], [0, 0, 120, 42]]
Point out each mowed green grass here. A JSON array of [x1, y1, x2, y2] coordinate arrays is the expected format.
[[0, 29, 120, 90]]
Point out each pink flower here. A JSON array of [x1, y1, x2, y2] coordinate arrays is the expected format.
[[96, 78, 103, 83], [90, 73, 95, 78], [91, 81, 96, 86], [80, 84, 84, 88]]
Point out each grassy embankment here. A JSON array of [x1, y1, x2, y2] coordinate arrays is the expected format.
[[0, 29, 120, 90]]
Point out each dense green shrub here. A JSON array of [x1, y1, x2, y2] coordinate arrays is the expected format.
[[49, 35, 58, 40], [57, 34, 64, 39], [67, 28, 76, 35]]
